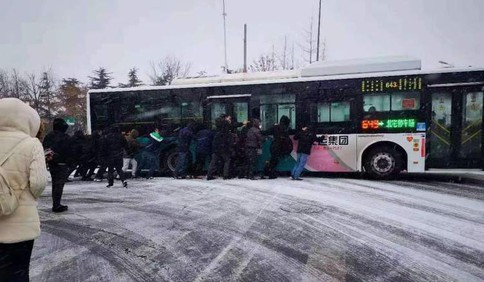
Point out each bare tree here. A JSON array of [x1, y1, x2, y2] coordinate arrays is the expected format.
[[24, 73, 42, 114], [301, 13, 327, 64], [0, 69, 62, 122], [291, 42, 297, 70], [249, 54, 279, 72], [319, 37, 327, 61], [0, 69, 10, 98], [9, 69, 27, 99], [196, 70, 207, 77], [275, 36, 301, 70], [149, 56, 191, 86], [302, 16, 316, 64], [278, 36, 289, 70]]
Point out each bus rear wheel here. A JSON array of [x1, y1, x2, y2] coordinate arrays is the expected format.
[[364, 146, 402, 179], [162, 148, 178, 174]]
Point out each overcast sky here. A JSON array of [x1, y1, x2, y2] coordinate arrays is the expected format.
[[1, 0, 483, 84]]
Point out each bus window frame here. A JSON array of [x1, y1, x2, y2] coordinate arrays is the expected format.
[[304, 86, 358, 134]]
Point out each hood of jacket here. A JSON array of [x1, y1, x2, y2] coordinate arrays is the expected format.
[[129, 129, 139, 139], [252, 119, 261, 128], [150, 131, 164, 142], [0, 98, 40, 137]]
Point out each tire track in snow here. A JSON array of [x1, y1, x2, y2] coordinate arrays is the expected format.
[[39, 219, 184, 282]]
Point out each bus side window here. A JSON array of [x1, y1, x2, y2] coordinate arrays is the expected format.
[[311, 101, 351, 123], [364, 106, 377, 118], [363, 94, 390, 112]]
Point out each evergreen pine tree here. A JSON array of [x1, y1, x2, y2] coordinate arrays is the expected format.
[[89, 67, 112, 89], [127, 67, 142, 87], [39, 71, 56, 121]]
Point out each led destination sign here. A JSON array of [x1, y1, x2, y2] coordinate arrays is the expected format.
[[362, 119, 416, 130], [361, 77, 422, 93]]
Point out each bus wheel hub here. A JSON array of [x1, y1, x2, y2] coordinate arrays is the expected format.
[[373, 153, 394, 173]]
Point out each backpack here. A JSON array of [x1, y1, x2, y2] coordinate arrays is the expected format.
[[0, 138, 30, 216]]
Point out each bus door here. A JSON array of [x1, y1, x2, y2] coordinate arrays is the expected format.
[[260, 94, 296, 130], [205, 94, 251, 125], [427, 84, 484, 168]]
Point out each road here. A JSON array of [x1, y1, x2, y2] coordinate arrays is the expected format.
[[30, 176, 484, 281]]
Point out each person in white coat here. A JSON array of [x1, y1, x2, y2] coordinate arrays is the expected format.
[[0, 98, 48, 281]]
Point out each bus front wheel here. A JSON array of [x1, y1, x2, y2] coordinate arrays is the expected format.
[[364, 146, 402, 179]]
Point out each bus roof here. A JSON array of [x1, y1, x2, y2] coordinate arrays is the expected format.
[[88, 56, 484, 94]]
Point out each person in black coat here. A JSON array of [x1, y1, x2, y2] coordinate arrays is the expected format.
[[244, 119, 263, 179], [136, 128, 164, 179], [69, 130, 86, 177], [102, 125, 128, 188], [291, 124, 318, 180], [94, 130, 109, 182], [122, 129, 141, 178], [265, 115, 292, 179], [174, 122, 195, 179], [192, 123, 214, 178], [78, 133, 98, 180], [234, 119, 250, 178], [43, 118, 71, 212], [206, 118, 233, 180]]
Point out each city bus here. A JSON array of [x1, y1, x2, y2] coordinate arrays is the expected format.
[[87, 57, 484, 178]]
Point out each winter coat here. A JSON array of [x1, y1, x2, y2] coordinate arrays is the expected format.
[[102, 128, 128, 162], [178, 126, 194, 153], [268, 123, 291, 155], [238, 125, 250, 145], [294, 129, 318, 155], [96, 132, 109, 164], [43, 119, 72, 164], [212, 121, 233, 155], [245, 119, 263, 149], [0, 98, 47, 243], [70, 131, 85, 163], [123, 130, 140, 158], [81, 135, 97, 163], [195, 129, 214, 155], [143, 132, 163, 157]]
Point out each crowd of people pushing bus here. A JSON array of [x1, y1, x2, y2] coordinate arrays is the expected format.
[[36, 113, 322, 215], [44, 113, 320, 188]]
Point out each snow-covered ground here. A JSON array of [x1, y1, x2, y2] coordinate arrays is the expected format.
[[30, 177, 484, 281]]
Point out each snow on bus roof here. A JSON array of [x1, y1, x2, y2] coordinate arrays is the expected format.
[[301, 56, 421, 77], [88, 57, 484, 94]]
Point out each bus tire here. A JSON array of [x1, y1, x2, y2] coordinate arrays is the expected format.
[[162, 148, 178, 174], [364, 146, 402, 179]]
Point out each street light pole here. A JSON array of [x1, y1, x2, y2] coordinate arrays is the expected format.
[[316, 0, 322, 62], [222, 0, 228, 73]]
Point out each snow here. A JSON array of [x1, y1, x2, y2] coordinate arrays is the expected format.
[[300, 56, 421, 77], [30, 176, 484, 281]]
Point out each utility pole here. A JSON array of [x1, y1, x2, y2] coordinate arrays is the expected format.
[[243, 24, 247, 73], [316, 0, 322, 61], [222, 0, 228, 73]]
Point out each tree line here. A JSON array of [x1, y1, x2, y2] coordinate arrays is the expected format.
[[0, 56, 191, 130], [0, 69, 87, 130]]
